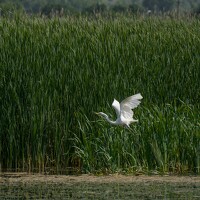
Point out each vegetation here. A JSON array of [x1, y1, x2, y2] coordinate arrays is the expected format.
[[1, 0, 200, 15], [0, 14, 199, 174]]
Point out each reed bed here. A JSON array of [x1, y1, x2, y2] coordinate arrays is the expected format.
[[0, 14, 199, 174]]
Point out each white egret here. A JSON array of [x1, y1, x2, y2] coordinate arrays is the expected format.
[[96, 93, 143, 128]]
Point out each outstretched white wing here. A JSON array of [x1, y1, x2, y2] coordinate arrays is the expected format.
[[112, 99, 120, 118], [120, 93, 143, 119]]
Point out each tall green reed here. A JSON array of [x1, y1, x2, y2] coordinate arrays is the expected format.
[[0, 14, 199, 173]]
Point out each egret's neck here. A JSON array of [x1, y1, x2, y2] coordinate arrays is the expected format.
[[101, 113, 116, 125]]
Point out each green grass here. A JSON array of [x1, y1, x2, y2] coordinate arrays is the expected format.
[[0, 14, 199, 174]]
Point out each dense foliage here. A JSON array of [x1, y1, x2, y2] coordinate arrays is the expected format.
[[0, 0, 200, 15], [0, 14, 199, 174]]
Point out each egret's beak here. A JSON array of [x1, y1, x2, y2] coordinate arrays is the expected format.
[[93, 112, 99, 115]]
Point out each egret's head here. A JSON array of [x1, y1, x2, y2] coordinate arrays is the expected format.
[[94, 112, 108, 119]]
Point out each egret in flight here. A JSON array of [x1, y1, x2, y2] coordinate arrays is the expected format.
[[96, 93, 143, 128]]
